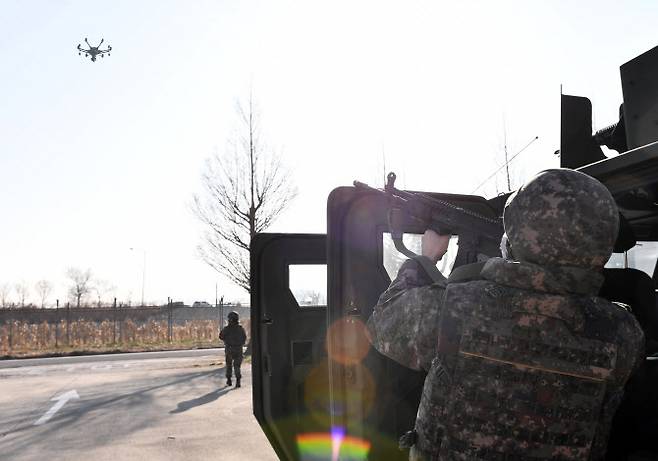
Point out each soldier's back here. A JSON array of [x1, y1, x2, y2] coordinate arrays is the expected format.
[[432, 259, 644, 461]]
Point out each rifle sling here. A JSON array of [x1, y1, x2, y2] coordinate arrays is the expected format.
[[391, 236, 446, 284]]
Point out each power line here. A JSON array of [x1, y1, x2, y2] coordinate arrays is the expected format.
[[471, 135, 539, 194]]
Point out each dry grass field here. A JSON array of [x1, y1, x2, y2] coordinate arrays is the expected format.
[[0, 318, 251, 358]]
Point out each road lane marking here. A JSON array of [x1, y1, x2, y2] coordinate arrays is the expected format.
[[34, 390, 80, 426], [91, 364, 112, 370]]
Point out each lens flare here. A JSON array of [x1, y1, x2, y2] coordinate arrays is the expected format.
[[326, 316, 371, 365], [331, 426, 345, 461], [304, 360, 333, 426], [304, 360, 377, 425], [297, 429, 371, 461]]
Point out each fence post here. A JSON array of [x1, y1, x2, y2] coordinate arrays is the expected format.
[[119, 304, 123, 344], [167, 297, 170, 344], [66, 302, 70, 346], [219, 297, 224, 344], [167, 301, 173, 343], [113, 297, 117, 344], [55, 299, 59, 348], [219, 296, 224, 332]]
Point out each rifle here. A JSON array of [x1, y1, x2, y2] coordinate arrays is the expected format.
[[353, 172, 504, 282]]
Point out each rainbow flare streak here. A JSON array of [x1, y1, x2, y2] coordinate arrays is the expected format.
[[297, 430, 371, 461]]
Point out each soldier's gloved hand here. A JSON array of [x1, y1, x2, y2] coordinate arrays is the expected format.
[[421, 229, 450, 264]]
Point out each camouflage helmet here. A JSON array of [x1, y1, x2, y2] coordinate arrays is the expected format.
[[228, 311, 239, 323], [503, 169, 619, 269]]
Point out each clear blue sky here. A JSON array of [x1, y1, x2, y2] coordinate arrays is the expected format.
[[1, 0, 657, 306]]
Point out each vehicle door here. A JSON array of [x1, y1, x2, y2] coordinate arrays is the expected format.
[[251, 233, 329, 461]]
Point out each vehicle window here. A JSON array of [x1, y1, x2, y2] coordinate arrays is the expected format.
[[382, 233, 459, 281], [606, 241, 658, 277], [289, 264, 327, 307]]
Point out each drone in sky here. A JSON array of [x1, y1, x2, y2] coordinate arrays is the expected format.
[[77, 38, 112, 62]]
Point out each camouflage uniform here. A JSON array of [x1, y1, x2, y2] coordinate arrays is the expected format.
[[368, 256, 448, 372], [220, 319, 247, 384], [368, 169, 645, 461]]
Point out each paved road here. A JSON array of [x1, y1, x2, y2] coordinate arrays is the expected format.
[[0, 350, 278, 460], [0, 348, 228, 369]]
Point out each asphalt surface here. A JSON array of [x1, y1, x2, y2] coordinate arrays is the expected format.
[[0, 348, 227, 369], [0, 349, 278, 460]]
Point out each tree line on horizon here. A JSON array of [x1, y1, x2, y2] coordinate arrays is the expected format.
[[0, 268, 242, 310], [0, 267, 124, 309]]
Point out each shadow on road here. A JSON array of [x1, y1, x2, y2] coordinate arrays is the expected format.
[[1, 364, 228, 459], [170, 384, 232, 414]]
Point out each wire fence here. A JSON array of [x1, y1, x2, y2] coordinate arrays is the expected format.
[[0, 304, 251, 356]]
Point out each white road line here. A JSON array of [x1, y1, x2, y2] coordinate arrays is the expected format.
[[91, 364, 112, 370], [34, 390, 80, 426]]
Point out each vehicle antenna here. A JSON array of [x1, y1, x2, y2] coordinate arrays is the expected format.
[[471, 135, 539, 194], [382, 143, 387, 188], [503, 115, 511, 191]]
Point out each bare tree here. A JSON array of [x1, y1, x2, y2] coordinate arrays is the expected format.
[[15, 281, 29, 308], [193, 95, 297, 293], [292, 289, 326, 306], [35, 280, 53, 308], [66, 267, 93, 308], [120, 290, 133, 308], [93, 279, 116, 307], [382, 234, 409, 280], [0, 283, 11, 307]]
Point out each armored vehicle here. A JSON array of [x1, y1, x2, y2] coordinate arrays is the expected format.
[[251, 46, 658, 460]]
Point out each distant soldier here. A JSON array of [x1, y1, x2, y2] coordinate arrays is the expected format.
[[368, 169, 645, 460], [219, 311, 247, 387]]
